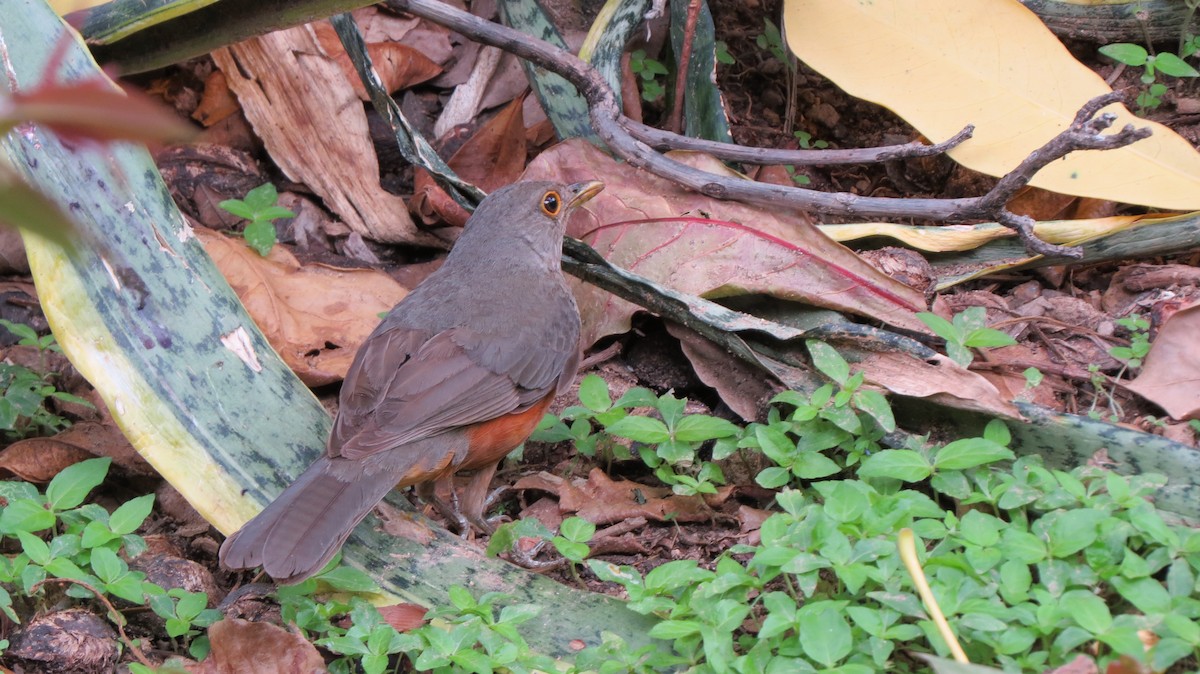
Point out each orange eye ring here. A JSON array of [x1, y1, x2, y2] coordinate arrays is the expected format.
[[541, 190, 562, 216]]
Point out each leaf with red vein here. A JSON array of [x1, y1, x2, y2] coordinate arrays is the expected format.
[[522, 140, 932, 347]]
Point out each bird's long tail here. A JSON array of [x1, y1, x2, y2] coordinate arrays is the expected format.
[[218, 456, 400, 584]]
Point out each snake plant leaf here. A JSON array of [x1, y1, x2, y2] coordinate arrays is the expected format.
[[578, 0, 651, 113], [499, 0, 603, 144], [2, 0, 660, 658], [500, 0, 652, 144], [820, 211, 1200, 289], [65, 0, 218, 44], [75, 0, 376, 74]]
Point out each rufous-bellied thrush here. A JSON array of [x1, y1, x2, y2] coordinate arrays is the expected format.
[[219, 180, 603, 583]]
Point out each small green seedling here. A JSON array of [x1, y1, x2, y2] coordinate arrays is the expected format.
[[630, 49, 669, 102], [218, 183, 296, 256], [917, 307, 1017, 367], [784, 165, 810, 186], [1109, 315, 1151, 371], [0, 320, 92, 438], [794, 130, 828, 149], [1099, 42, 1199, 111], [757, 18, 793, 71], [714, 40, 735, 66]]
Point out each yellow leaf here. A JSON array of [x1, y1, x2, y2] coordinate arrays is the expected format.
[[820, 214, 1155, 252], [783, 0, 1200, 210]]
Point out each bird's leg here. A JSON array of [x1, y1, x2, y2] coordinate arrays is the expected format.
[[460, 462, 503, 534], [415, 480, 469, 533]]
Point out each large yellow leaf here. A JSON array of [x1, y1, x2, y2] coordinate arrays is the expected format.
[[784, 0, 1200, 210]]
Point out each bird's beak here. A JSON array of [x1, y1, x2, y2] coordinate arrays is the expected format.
[[565, 180, 604, 210]]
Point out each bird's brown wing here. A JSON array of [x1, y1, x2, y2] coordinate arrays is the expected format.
[[331, 325, 568, 461]]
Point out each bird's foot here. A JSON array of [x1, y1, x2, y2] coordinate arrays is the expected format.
[[503, 538, 565, 572]]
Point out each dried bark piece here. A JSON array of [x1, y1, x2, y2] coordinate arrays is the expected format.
[[212, 24, 437, 246]]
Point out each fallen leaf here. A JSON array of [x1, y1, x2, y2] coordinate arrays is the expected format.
[[521, 140, 933, 348], [188, 619, 326, 674], [0, 436, 91, 482], [1006, 186, 1083, 221], [191, 70, 239, 128], [196, 227, 407, 386], [312, 21, 442, 100], [351, 5, 422, 43], [412, 95, 528, 226], [0, 421, 154, 481], [514, 468, 731, 525], [376, 501, 436, 545], [666, 322, 781, 421], [6, 608, 117, 673], [783, 0, 1200, 210], [858, 351, 1021, 419], [1128, 303, 1200, 420], [820, 214, 1154, 253], [377, 604, 428, 632]]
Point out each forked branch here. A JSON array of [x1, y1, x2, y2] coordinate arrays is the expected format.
[[386, 0, 1151, 258]]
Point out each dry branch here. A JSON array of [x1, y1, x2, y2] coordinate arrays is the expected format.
[[386, 0, 1151, 258]]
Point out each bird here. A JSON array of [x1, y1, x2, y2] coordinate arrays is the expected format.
[[219, 179, 603, 583]]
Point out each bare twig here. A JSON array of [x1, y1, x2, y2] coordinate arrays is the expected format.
[[625, 118, 974, 165], [667, 0, 701, 135], [387, 0, 1150, 257], [975, 92, 1150, 257]]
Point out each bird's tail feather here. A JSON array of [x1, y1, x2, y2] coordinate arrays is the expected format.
[[218, 457, 399, 584]]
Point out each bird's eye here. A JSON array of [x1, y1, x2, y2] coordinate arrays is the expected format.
[[541, 190, 561, 216]]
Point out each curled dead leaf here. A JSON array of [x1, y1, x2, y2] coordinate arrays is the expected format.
[[0, 421, 154, 481], [189, 619, 325, 674], [1128, 303, 1200, 420], [212, 25, 431, 245], [312, 21, 442, 100], [858, 351, 1021, 419], [412, 96, 528, 226], [514, 468, 732, 525]]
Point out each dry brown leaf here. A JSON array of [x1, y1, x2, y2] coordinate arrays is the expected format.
[[351, 5, 422, 42], [514, 468, 731, 525], [212, 25, 435, 246], [666, 322, 780, 421], [858, 351, 1021, 419], [312, 21, 442, 100], [0, 421, 154, 482], [412, 96, 527, 226], [188, 619, 326, 674], [377, 501, 436, 545], [1045, 655, 1100, 674], [377, 604, 428, 632], [350, 6, 454, 64], [522, 141, 933, 348], [191, 71, 239, 128], [1127, 303, 1200, 420], [736, 505, 771, 534], [0, 435, 92, 482], [1006, 186, 1081, 221], [196, 228, 407, 386]]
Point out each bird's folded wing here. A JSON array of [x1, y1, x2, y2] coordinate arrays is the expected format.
[[332, 327, 566, 460]]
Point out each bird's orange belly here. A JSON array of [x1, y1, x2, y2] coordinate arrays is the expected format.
[[462, 393, 555, 469]]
